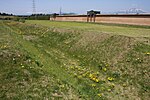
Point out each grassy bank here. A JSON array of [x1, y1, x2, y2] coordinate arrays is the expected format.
[[0, 20, 150, 99], [26, 20, 150, 37]]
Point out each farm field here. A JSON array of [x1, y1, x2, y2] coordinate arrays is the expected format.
[[0, 20, 150, 100]]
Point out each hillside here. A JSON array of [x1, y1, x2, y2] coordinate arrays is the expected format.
[[0, 20, 150, 100]]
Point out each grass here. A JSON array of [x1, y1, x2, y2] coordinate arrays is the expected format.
[[26, 20, 150, 37], [0, 20, 150, 99]]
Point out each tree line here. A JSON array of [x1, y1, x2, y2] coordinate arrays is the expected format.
[[0, 12, 13, 16]]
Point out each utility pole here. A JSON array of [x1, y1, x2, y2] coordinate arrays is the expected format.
[[32, 0, 36, 14], [32, 0, 36, 19], [59, 7, 62, 15]]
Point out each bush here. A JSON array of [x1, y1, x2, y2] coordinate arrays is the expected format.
[[19, 19, 26, 23], [13, 17, 20, 21]]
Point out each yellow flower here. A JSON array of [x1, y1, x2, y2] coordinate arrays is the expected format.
[[92, 77, 96, 81], [96, 72, 99, 75], [77, 68, 81, 71], [74, 73, 77, 77], [70, 66, 74, 69], [91, 84, 96, 87], [97, 93, 102, 97], [107, 89, 112, 92], [77, 75, 82, 79], [82, 74, 86, 77], [3, 45, 7, 48], [103, 68, 107, 71], [107, 77, 114, 81], [95, 79, 99, 83], [75, 66, 78, 69], [21, 65, 24, 68], [105, 64, 109, 67], [146, 52, 150, 55], [60, 84, 65, 88], [89, 74, 93, 78]]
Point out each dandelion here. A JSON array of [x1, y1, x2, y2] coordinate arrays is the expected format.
[[3, 45, 7, 48], [107, 77, 114, 81], [77, 75, 82, 79], [96, 72, 99, 75], [103, 68, 107, 72], [92, 77, 96, 81], [97, 93, 102, 97], [89, 74, 93, 78], [146, 52, 150, 55], [74, 73, 77, 77], [75, 66, 78, 69], [70, 66, 74, 69], [95, 79, 99, 83], [82, 74, 86, 77], [105, 64, 109, 67], [21, 65, 24, 68], [107, 89, 112, 92], [60, 84, 65, 88], [77, 68, 81, 71], [91, 84, 96, 87], [28, 59, 31, 62], [13, 58, 15, 61]]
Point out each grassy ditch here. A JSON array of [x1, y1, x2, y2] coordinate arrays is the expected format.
[[0, 20, 150, 99]]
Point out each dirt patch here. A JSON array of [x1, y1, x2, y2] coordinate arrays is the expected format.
[[23, 35, 38, 41], [74, 32, 111, 49], [112, 36, 136, 64]]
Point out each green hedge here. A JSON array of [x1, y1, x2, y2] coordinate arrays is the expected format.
[[28, 16, 50, 20]]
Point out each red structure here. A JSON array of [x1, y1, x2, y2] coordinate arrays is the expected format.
[[51, 14, 150, 26]]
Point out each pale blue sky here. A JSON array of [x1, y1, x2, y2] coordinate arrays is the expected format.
[[0, 0, 150, 15]]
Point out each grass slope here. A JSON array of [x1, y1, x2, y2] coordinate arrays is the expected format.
[[26, 20, 150, 37], [0, 20, 150, 100]]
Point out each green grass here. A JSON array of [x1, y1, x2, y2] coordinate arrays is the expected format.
[[0, 20, 150, 99], [26, 20, 150, 37]]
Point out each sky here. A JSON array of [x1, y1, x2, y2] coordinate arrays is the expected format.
[[0, 0, 150, 15]]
